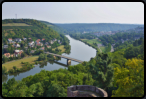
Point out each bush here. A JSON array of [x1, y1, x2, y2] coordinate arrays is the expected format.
[[8, 69, 14, 74], [21, 61, 24, 64], [17, 68, 20, 72], [13, 66, 17, 70], [2, 66, 7, 75]]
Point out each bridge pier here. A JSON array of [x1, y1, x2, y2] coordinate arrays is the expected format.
[[67, 59, 71, 65]]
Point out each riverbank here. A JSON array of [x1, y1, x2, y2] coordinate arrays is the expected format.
[[70, 36, 103, 53], [2, 56, 39, 71]]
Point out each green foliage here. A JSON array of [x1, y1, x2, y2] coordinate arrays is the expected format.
[[105, 43, 111, 52], [88, 53, 114, 90], [13, 66, 17, 71], [38, 53, 47, 61], [2, 19, 60, 45], [2, 66, 8, 75], [55, 23, 143, 34], [112, 58, 144, 97], [46, 83, 67, 97]]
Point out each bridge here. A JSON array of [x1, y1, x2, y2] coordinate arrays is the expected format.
[[44, 52, 84, 65]]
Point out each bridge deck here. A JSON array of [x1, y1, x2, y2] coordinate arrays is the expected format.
[[45, 52, 84, 63]]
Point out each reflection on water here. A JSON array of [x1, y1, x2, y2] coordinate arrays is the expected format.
[[2, 74, 8, 83], [2, 60, 70, 84], [2, 35, 96, 84]]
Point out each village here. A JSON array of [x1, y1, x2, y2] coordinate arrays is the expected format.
[[2, 37, 62, 58]]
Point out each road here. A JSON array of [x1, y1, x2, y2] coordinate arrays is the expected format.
[[97, 44, 103, 53], [110, 45, 114, 52]]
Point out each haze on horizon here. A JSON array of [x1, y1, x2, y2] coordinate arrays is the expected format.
[[2, 2, 144, 24]]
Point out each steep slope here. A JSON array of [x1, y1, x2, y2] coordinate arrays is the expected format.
[[2, 19, 60, 42]]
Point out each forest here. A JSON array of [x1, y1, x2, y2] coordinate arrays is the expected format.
[[54, 23, 143, 34]]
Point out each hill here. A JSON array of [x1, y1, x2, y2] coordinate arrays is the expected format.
[[39, 20, 68, 34], [2, 19, 60, 43], [54, 23, 144, 34]]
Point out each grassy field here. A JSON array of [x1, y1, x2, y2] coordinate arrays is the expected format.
[[52, 45, 66, 52], [100, 46, 106, 53], [82, 39, 102, 45], [2, 56, 39, 71], [2, 23, 31, 26], [81, 39, 106, 52]]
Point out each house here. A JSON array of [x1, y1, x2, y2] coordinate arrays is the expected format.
[[53, 38, 57, 41], [42, 38, 45, 41], [11, 41, 16, 44], [35, 39, 41, 43], [45, 42, 49, 45], [59, 42, 62, 44], [3, 45, 8, 49], [28, 41, 34, 47], [10, 54, 14, 57], [47, 45, 51, 48], [36, 42, 43, 46], [23, 38, 27, 41], [50, 40, 54, 44], [4, 53, 10, 58], [14, 50, 23, 57], [14, 38, 21, 42], [12, 45, 14, 47], [8, 38, 12, 42], [30, 50, 35, 54], [58, 40, 60, 43], [40, 47, 45, 50], [17, 38, 22, 43], [15, 43, 20, 47]]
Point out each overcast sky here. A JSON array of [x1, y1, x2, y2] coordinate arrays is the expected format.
[[2, 2, 144, 24]]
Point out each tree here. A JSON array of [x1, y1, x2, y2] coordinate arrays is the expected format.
[[21, 52, 26, 58], [46, 83, 66, 97], [2, 66, 7, 74], [13, 66, 17, 71], [89, 53, 114, 90], [2, 55, 8, 63], [112, 58, 144, 97]]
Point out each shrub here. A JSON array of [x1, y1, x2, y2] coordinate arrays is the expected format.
[[13, 66, 17, 71], [2, 66, 7, 75]]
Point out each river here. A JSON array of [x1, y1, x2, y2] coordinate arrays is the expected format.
[[2, 35, 96, 84]]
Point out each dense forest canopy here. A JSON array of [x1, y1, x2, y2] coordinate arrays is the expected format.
[[54, 23, 144, 34], [39, 20, 68, 34]]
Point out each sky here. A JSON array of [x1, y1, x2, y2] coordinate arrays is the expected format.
[[2, 2, 144, 24]]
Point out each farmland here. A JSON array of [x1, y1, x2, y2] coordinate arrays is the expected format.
[[2, 23, 32, 26]]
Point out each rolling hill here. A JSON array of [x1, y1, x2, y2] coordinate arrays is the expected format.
[[54, 23, 144, 34], [2, 19, 60, 43]]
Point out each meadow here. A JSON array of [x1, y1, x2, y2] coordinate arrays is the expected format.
[[2, 56, 39, 71], [81, 39, 106, 52], [52, 45, 66, 52]]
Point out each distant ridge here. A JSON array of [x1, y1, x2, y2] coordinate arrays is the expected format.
[[53, 23, 144, 33]]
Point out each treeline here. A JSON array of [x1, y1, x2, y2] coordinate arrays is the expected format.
[[39, 20, 68, 34], [54, 23, 143, 34], [98, 30, 144, 46], [70, 33, 96, 40], [114, 37, 144, 51]]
